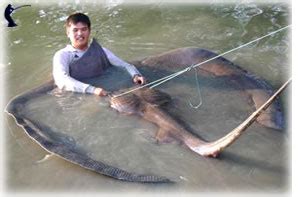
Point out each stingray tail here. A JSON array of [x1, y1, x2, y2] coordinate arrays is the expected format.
[[191, 78, 291, 157]]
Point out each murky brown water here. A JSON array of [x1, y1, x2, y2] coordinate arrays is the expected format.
[[2, 0, 291, 195]]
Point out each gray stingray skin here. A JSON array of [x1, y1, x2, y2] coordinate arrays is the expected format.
[[5, 47, 284, 183]]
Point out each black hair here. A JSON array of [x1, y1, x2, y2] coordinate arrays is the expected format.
[[65, 12, 91, 29]]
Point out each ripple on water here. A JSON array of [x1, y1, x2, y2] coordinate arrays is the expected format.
[[38, 10, 47, 18], [13, 39, 23, 45], [232, 3, 263, 21]]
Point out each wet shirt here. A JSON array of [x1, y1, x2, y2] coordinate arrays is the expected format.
[[53, 41, 141, 94]]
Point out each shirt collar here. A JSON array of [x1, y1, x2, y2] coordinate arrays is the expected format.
[[66, 44, 87, 53]]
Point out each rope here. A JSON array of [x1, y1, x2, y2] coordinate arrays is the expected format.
[[188, 66, 203, 109], [113, 25, 291, 98]]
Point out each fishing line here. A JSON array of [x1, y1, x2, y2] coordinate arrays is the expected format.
[[188, 66, 203, 109], [14, 5, 31, 10], [113, 25, 291, 98]]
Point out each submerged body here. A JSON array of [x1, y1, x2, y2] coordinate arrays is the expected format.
[[111, 88, 233, 157], [110, 83, 288, 158]]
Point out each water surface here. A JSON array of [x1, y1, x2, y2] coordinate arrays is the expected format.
[[4, 1, 291, 194]]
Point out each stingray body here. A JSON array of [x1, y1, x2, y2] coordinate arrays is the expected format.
[[110, 87, 250, 158], [110, 88, 219, 156], [5, 47, 285, 182]]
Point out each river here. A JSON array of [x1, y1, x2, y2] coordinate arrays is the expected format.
[[2, 0, 291, 195]]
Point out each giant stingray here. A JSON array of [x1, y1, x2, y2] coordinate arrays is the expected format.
[[5, 47, 286, 183]]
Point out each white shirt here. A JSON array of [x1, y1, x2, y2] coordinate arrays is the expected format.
[[53, 44, 141, 94]]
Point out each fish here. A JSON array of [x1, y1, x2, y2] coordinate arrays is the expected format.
[[5, 47, 287, 182]]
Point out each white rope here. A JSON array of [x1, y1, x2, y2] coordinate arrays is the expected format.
[[188, 66, 203, 109], [113, 25, 291, 98]]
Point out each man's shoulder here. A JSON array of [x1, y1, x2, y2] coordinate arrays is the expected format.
[[54, 45, 73, 58]]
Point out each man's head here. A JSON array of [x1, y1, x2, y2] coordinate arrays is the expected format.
[[65, 12, 91, 50]]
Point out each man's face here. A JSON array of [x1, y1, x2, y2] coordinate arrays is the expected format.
[[66, 22, 90, 50]]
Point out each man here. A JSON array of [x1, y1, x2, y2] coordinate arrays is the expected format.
[[53, 12, 146, 96], [5, 4, 17, 27]]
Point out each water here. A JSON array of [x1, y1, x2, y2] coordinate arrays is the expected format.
[[3, 1, 291, 194]]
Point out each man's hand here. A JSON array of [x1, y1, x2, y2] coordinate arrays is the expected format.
[[133, 74, 146, 85], [94, 87, 108, 96]]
